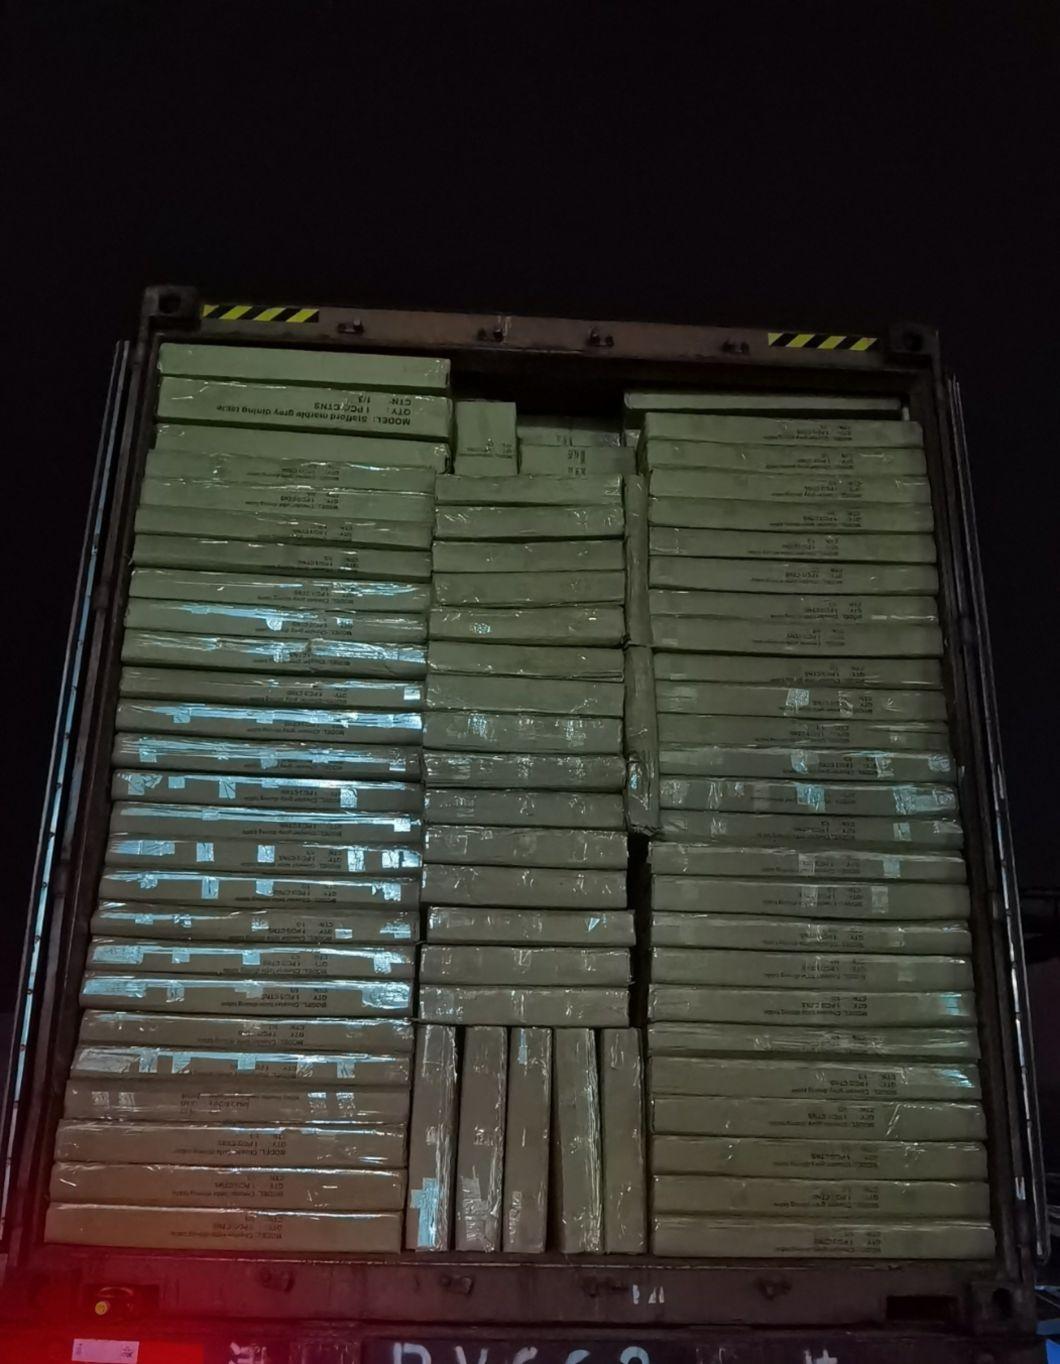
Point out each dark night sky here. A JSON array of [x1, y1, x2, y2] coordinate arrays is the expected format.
[[4, 3, 1059, 1007]]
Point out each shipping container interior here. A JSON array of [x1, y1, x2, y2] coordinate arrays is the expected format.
[[0, 290, 1043, 1339]]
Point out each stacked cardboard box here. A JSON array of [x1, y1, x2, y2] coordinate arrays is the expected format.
[[632, 407, 993, 1260], [45, 343, 452, 1254], [517, 414, 636, 478]]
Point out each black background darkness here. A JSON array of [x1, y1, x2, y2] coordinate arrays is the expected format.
[[4, 3, 1059, 1020]]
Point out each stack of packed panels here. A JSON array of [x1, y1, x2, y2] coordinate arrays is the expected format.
[[517, 414, 636, 477], [419, 474, 632, 1029], [46, 343, 453, 1255], [634, 407, 992, 1260]]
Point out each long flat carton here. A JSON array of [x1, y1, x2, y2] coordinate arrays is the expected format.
[[146, 447, 438, 493], [110, 771, 423, 813], [122, 631, 428, 680], [432, 570, 625, 608], [52, 1161, 405, 1212], [552, 1029, 603, 1253], [659, 778, 958, 819], [424, 752, 626, 792], [155, 421, 450, 471], [140, 476, 434, 525], [652, 875, 970, 920], [454, 1027, 507, 1251], [115, 701, 422, 747], [654, 680, 947, 722], [520, 445, 635, 476], [650, 555, 938, 596], [70, 1044, 410, 1087], [109, 802, 421, 844], [649, 842, 966, 883], [420, 946, 630, 987], [136, 504, 434, 551], [55, 1119, 407, 1168], [455, 401, 517, 462], [418, 987, 629, 1027], [503, 1028, 551, 1252], [427, 909, 634, 946], [80, 974, 412, 1018], [426, 674, 624, 718], [644, 440, 925, 477], [104, 833, 422, 877], [624, 473, 650, 646], [437, 474, 621, 506], [156, 376, 452, 439], [654, 651, 943, 689], [651, 912, 972, 957], [625, 390, 904, 421], [650, 948, 972, 994], [650, 617, 943, 658], [64, 1080, 410, 1125], [120, 666, 425, 712], [648, 1055, 979, 1102], [650, 525, 937, 564], [453, 456, 514, 476], [46, 1204, 402, 1253], [650, 1095, 985, 1141], [429, 606, 625, 648], [658, 811, 963, 849], [98, 868, 420, 909], [424, 790, 625, 829], [624, 644, 661, 834], [647, 1021, 980, 1060], [424, 826, 627, 869], [650, 468, 930, 506], [651, 1175, 989, 1221], [427, 641, 624, 680], [424, 710, 622, 754], [435, 505, 624, 541], [649, 588, 938, 625], [433, 539, 624, 574], [129, 568, 431, 614], [112, 734, 422, 781], [642, 413, 924, 448], [125, 599, 426, 646], [650, 1135, 987, 1180], [79, 1011, 414, 1053], [650, 497, 934, 535], [516, 417, 623, 447], [92, 905, 419, 946], [648, 985, 976, 1029], [650, 1216, 994, 1260], [658, 746, 955, 785], [86, 940, 415, 981], [657, 715, 948, 751], [421, 864, 626, 909], [134, 532, 433, 581], [600, 1029, 647, 1253], [159, 341, 451, 393], [405, 1025, 458, 1250]]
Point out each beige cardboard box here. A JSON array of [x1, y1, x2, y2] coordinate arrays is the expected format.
[[427, 908, 634, 946], [140, 476, 434, 525], [427, 641, 624, 680], [435, 505, 624, 541], [552, 1029, 603, 1253], [112, 734, 421, 782], [122, 631, 428, 681], [650, 496, 933, 535], [134, 532, 433, 581], [437, 474, 621, 506], [455, 400, 517, 463], [79, 1011, 414, 1053], [71, 1044, 410, 1087], [648, 1055, 979, 1102], [650, 1095, 986, 1141], [54, 1119, 407, 1168], [658, 811, 963, 849], [429, 606, 625, 649], [650, 617, 943, 658], [125, 598, 426, 646], [63, 1080, 410, 1125], [650, 524, 938, 565], [648, 985, 976, 1029], [424, 826, 626, 869], [433, 539, 624, 574], [86, 940, 415, 981], [520, 445, 635, 477], [649, 843, 966, 884], [655, 680, 947, 722], [657, 715, 948, 751], [517, 416, 623, 447], [454, 1027, 507, 1251], [105, 834, 422, 877], [92, 904, 418, 946], [650, 1216, 993, 1259], [46, 1203, 402, 1252], [424, 753, 626, 792], [653, 650, 943, 689], [453, 456, 516, 476], [649, 555, 937, 596], [650, 1134, 987, 1180], [109, 802, 421, 845], [650, 912, 972, 957], [418, 986, 629, 1028], [424, 711, 622, 754], [159, 341, 450, 393], [650, 947, 972, 994], [641, 413, 924, 448], [643, 440, 924, 478], [659, 777, 958, 819], [650, 468, 930, 506], [421, 864, 626, 909], [120, 665, 425, 712], [128, 568, 430, 614], [80, 974, 412, 1018], [110, 770, 423, 813], [136, 503, 433, 551], [424, 789, 625, 829], [405, 1025, 458, 1250], [503, 1028, 551, 1252], [624, 645, 660, 835], [652, 874, 970, 919], [98, 868, 420, 909], [52, 1162, 405, 1212], [626, 389, 903, 421], [600, 1029, 647, 1253], [420, 946, 630, 987], [658, 746, 955, 785], [155, 421, 451, 470], [652, 1174, 989, 1220], [146, 446, 438, 492], [624, 473, 650, 647], [647, 1021, 980, 1061], [426, 674, 624, 718], [649, 588, 938, 625], [432, 570, 625, 608]]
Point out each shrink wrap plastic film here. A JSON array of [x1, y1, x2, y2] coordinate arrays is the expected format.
[[503, 1028, 551, 1251], [133, 532, 433, 580], [119, 666, 424, 710], [121, 631, 428, 679], [552, 1029, 603, 1252], [454, 1028, 507, 1251], [78, 1011, 414, 1052], [145, 447, 438, 492], [154, 421, 450, 471], [80, 975, 413, 1017], [405, 1025, 458, 1249], [115, 700, 422, 745], [129, 567, 431, 611], [104, 834, 422, 876], [600, 1029, 647, 1252], [112, 735, 422, 780], [108, 802, 421, 842], [85, 939, 415, 980], [91, 905, 418, 944], [70, 1044, 410, 1086], [125, 598, 426, 645], [63, 1080, 411, 1125], [111, 772, 424, 812]]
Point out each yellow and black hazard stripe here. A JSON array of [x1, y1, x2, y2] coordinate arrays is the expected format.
[[201, 303, 320, 324], [767, 331, 878, 351]]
